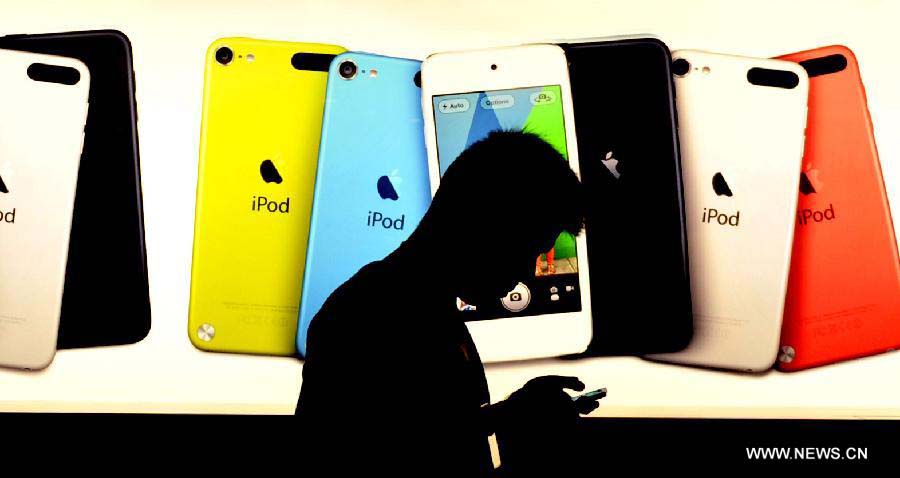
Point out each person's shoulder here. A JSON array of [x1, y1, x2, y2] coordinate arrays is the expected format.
[[306, 259, 409, 354], [337, 260, 390, 292], [315, 260, 391, 315]]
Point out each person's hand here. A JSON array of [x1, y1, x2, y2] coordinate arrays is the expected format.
[[493, 375, 596, 433], [491, 376, 599, 474]]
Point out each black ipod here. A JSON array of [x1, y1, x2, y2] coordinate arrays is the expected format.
[[561, 38, 692, 355]]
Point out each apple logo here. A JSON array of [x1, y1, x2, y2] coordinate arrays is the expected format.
[[712, 172, 733, 197], [799, 168, 819, 195], [601, 151, 621, 179], [260, 159, 282, 184], [377, 169, 401, 201], [0, 174, 7, 194]]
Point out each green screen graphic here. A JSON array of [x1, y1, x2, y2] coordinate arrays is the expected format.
[[434, 85, 576, 266]]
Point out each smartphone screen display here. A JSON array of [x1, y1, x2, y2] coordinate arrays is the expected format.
[[432, 85, 582, 320]]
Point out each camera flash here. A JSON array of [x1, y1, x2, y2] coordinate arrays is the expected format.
[[246, 53, 255, 63], [702, 66, 711, 74], [369, 69, 378, 78]]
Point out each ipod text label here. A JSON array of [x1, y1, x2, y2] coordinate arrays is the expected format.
[[367, 211, 405, 230], [0, 208, 15, 224], [702, 208, 739, 226], [252, 196, 290, 213], [798, 204, 836, 225]]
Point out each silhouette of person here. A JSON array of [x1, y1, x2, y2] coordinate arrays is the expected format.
[[296, 130, 599, 475]]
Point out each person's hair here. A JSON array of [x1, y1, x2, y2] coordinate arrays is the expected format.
[[429, 129, 584, 238]]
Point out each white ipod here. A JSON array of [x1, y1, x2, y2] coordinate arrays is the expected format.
[[0, 48, 89, 370], [421, 44, 592, 362]]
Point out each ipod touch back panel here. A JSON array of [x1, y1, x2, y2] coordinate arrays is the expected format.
[[646, 50, 808, 372], [562, 38, 692, 355], [778, 45, 900, 371], [0, 49, 89, 369], [189, 38, 345, 355], [0, 30, 151, 349], [297, 53, 432, 356]]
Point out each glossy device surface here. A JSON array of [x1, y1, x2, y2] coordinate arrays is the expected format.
[[421, 44, 592, 362], [0, 30, 150, 349], [0, 49, 89, 369], [297, 52, 432, 356], [778, 45, 900, 371], [561, 38, 692, 355], [189, 38, 345, 355], [647, 50, 808, 372]]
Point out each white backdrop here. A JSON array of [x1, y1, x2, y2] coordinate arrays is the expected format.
[[1, 0, 899, 417]]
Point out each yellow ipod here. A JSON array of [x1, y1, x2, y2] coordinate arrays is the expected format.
[[188, 38, 345, 355]]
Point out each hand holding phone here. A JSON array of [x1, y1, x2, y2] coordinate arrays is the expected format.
[[572, 387, 606, 415], [572, 387, 607, 402], [496, 375, 603, 432]]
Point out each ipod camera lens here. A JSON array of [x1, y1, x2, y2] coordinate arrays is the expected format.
[[338, 60, 357, 80], [215, 47, 234, 66], [672, 58, 690, 76]]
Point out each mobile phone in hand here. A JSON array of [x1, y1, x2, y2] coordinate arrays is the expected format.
[[573, 387, 607, 402]]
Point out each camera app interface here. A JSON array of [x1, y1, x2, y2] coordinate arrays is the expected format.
[[433, 85, 581, 320]]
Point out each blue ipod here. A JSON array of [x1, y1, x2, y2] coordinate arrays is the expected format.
[[297, 52, 432, 356]]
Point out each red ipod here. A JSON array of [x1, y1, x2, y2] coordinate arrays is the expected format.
[[778, 45, 900, 371]]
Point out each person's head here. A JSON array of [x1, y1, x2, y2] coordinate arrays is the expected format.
[[409, 129, 584, 304]]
